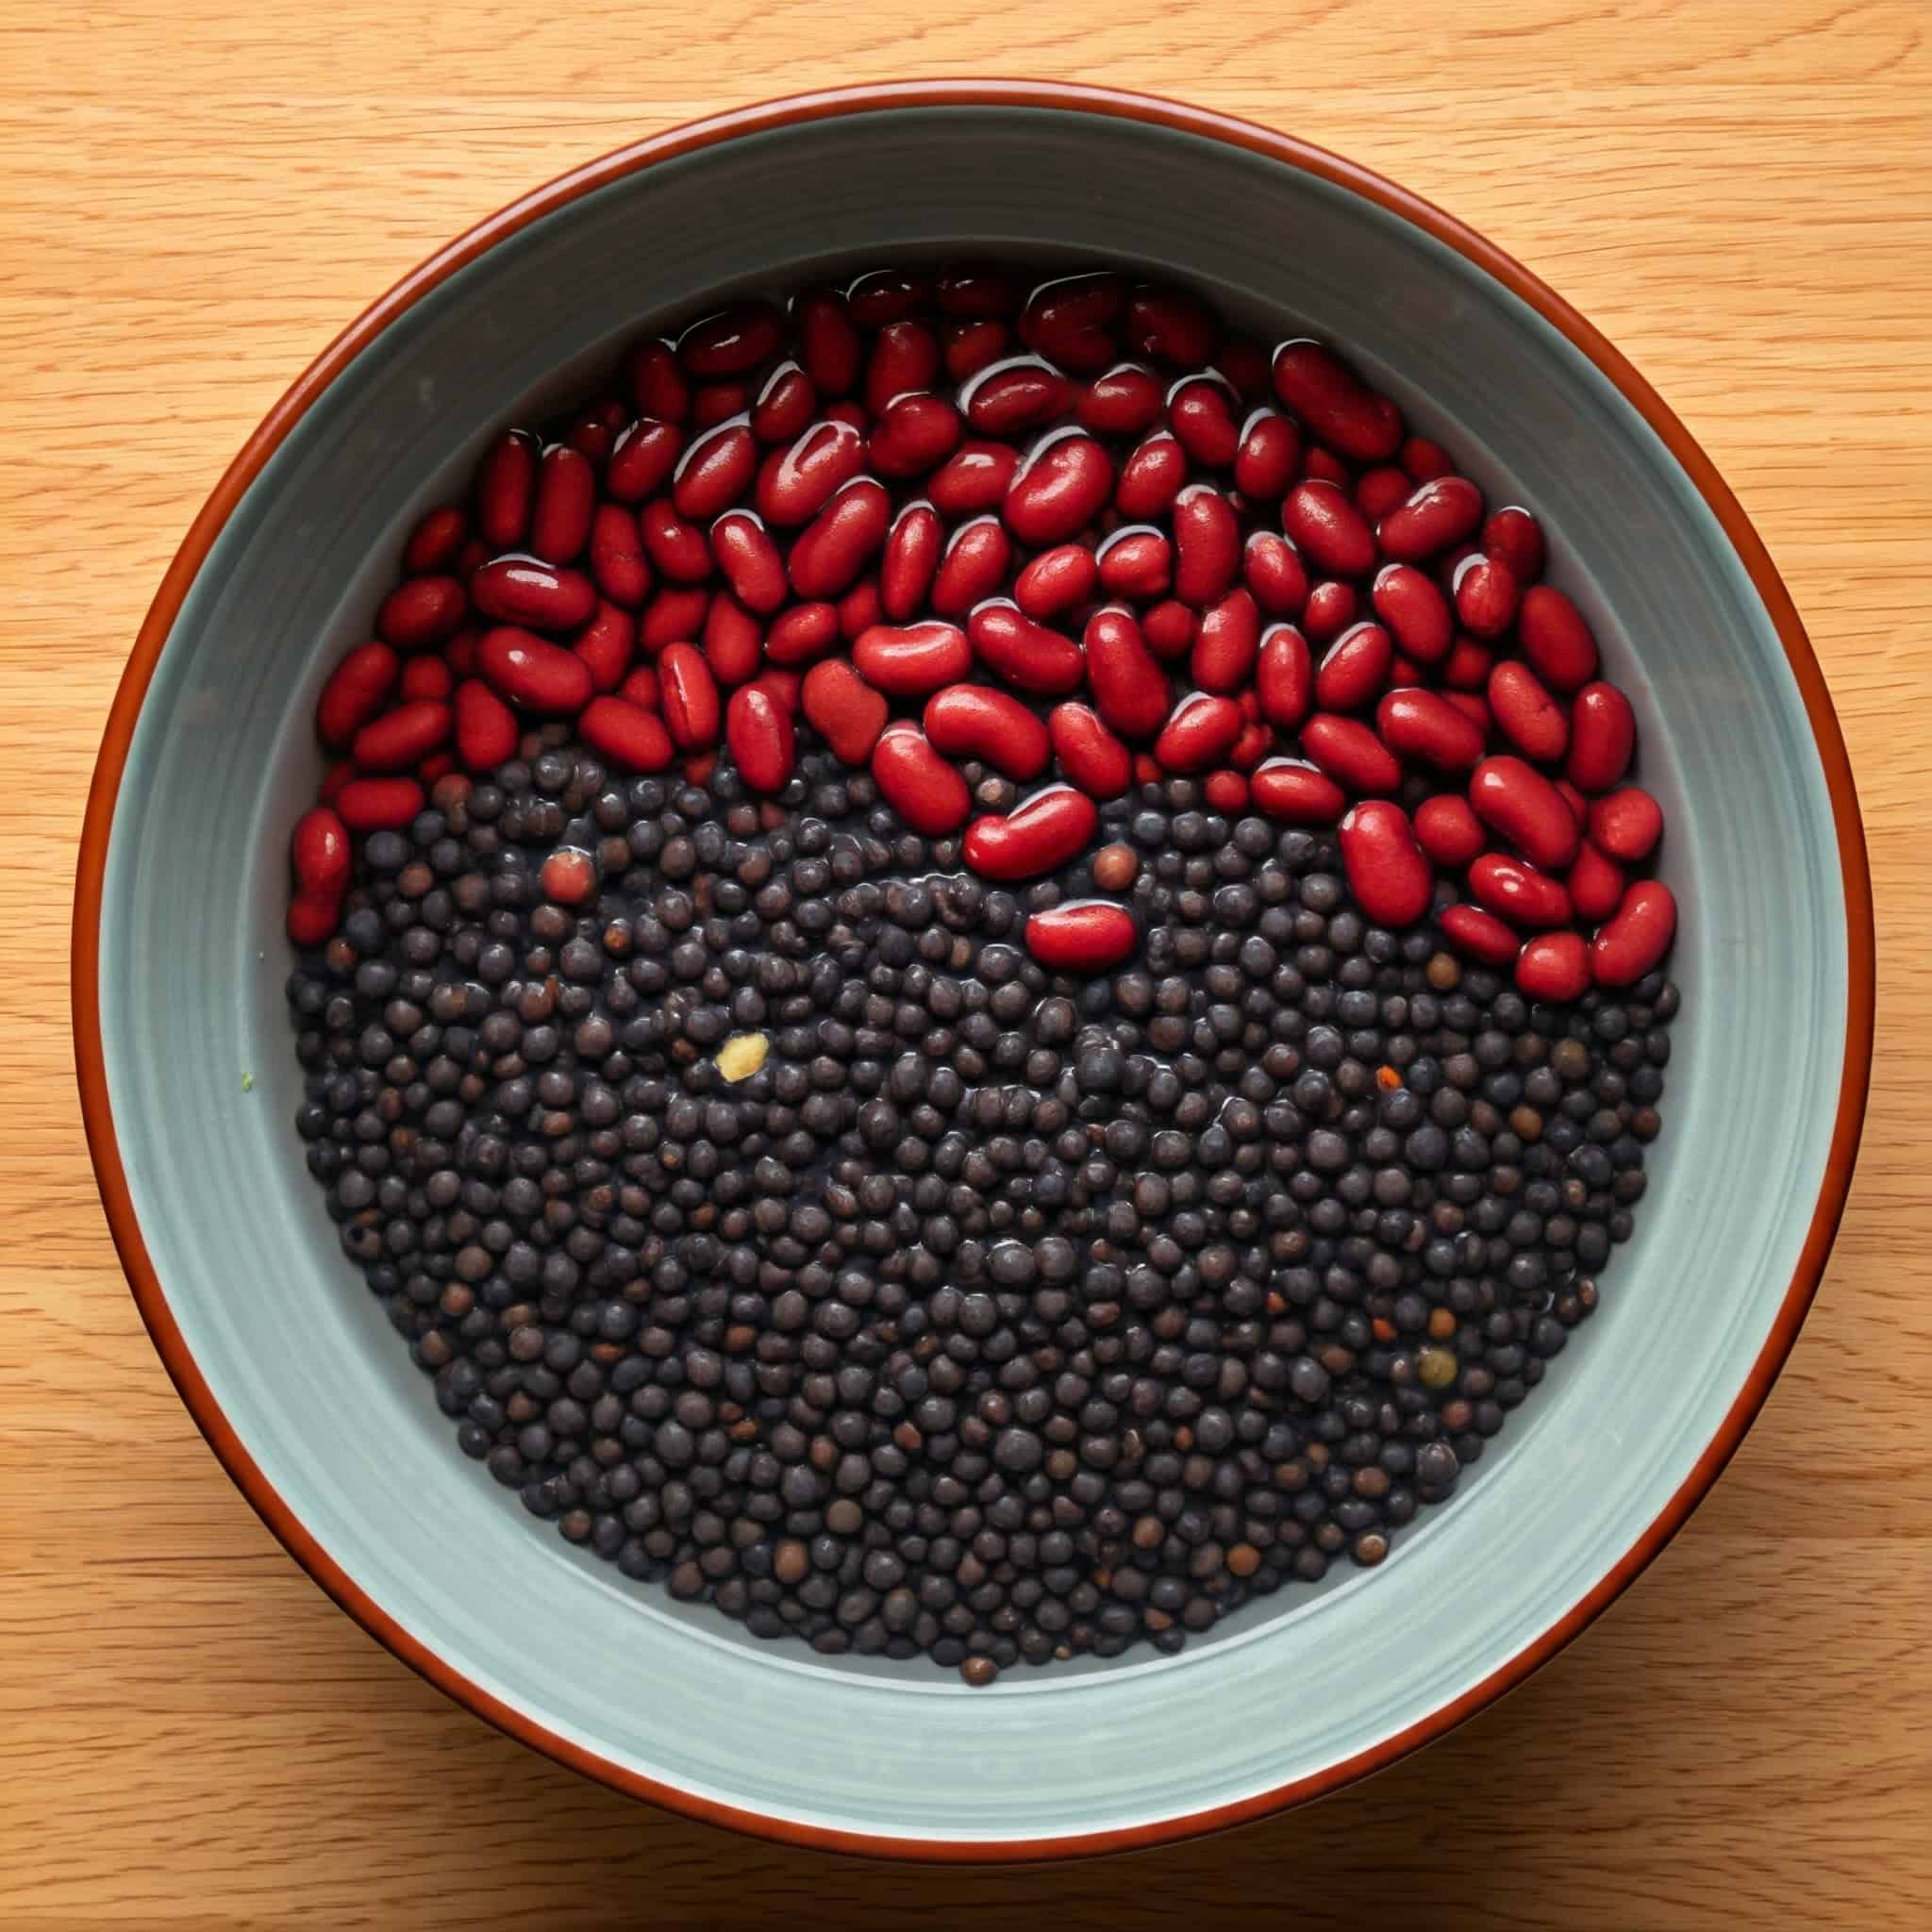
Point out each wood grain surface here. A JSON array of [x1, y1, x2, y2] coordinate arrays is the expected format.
[[4, 4, 1929, 1925]]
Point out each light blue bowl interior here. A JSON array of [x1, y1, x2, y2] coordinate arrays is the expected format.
[[99, 107, 1848, 1845]]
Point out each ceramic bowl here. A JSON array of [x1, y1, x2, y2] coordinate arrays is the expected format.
[[75, 83, 1873, 1859]]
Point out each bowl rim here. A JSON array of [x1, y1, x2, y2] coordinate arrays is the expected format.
[[72, 78, 1876, 1863]]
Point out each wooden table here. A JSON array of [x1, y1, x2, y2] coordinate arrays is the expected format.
[[5, 5, 1927, 1924]]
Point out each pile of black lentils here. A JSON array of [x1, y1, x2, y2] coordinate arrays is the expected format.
[[288, 728, 1675, 1684]]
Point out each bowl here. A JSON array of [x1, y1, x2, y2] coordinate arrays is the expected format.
[[75, 82, 1874, 1859]]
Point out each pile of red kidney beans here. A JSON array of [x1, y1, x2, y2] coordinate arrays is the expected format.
[[287, 265, 1674, 995]]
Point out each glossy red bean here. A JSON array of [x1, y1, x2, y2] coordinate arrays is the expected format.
[[927, 439, 1022, 518], [1444, 691, 1491, 734], [618, 665, 659, 710], [445, 627, 478, 676], [1114, 432, 1188, 519], [1250, 622, 1312, 731], [1398, 435, 1451, 482], [404, 505, 468, 575], [670, 422, 756, 524], [708, 509, 786, 615], [1250, 758, 1345, 824], [1081, 608, 1170, 738], [1314, 621, 1393, 713], [1589, 786, 1663, 862], [622, 340, 689, 421], [1004, 431, 1112, 546], [1203, 770, 1250, 813], [1468, 852, 1574, 927], [853, 620, 974, 696], [640, 585, 711, 657], [1024, 900, 1135, 974], [1300, 447, 1349, 489], [752, 666, 802, 715], [1301, 712, 1403, 793], [1440, 634, 1492, 691], [1370, 562, 1454, 661], [800, 658, 889, 765], [751, 363, 817, 443], [1470, 755, 1580, 869], [1340, 801, 1434, 925], [588, 501, 651, 608], [724, 682, 795, 792], [334, 775, 425, 832], [1047, 703, 1132, 799], [1169, 377, 1241, 468], [1516, 931, 1590, 1002], [1375, 475, 1484, 562], [1172, 485, 1241, 604], [939, 267, 1022, 318], [1283, 480, 1375, 577], [870, 391, 962, 479], [756, 419, 866, 526], [1241, 531, 1308, 618], [698, 595, 759, 686], [880, 502, 941, 622], [1591, 879, 1677, 986], [1566, 681, 1636, 792], [1449, 553, 1517, 640], [1518, 584, 1600, 691], [1270, 341, 1402, 463], [524, 443, 592, 564], [1414, 792, 1487, 865], [1482, 506, 1545, 583], [965, 784, 1099, 880], [795, 291, 861, 396], [1233, 410, 1300, 501], [658, 641, 722, 749], [414, 747, 453, 783], [1153, 691, 1242, 772], [1488, 659, 1569, 763], [1230, 720, 1271, 771], [578, 694, 675, 773], [569, 600, 634, 691], [477, 625, 594, 716], [453, 678, 518, 771], [1015, 541, 1100, 619], [399, 655, 452, 704], [1019, 273, 1126, 373], [376, 575, 466, 650], [1439, 903, 1520, 965], [1191, 589, 1260, 692], [762, 601, 839, 668], [1141, 599, 1195, 660], [1093, 525, 1171, 603], [838, 576, 883, 641], [931, 515, 1013, 617], [788, 478, 890, 598], [967, 602, 1085, 695], [963, 358, 1074, 437], [469, 556, 600, 637], [1567, 840, 1625, 923], [863, 320, 941, 418], [1354, 465, 1413, 522], [317, 641, 400, 750], [1556, 776, 1589, 825], [1124, 284, 1218, 367], [925, 685, 1052, 778], [1376, 686, 1485, 773], [871, 723, 971, 833], [1078, 364, 1165, 438], [606, 419, 684, 505], [638, 501, 712, 585], [290, 804, 350, 897], [1300, 579, 1357, 646], [679, 301, 783, 377], [476, 430, 537, 549]]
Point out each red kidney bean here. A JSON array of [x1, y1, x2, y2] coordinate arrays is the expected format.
[[869, 392, 962, 479], [871, 722, 971, 832], [691, 384, 750, 433], [1115, 431, 1188, 518], [578, 694, 675, 773], [622, 340, 689, 421], [756, 419, 865, 526], [860, 320, 939, 419], [472, 556, 599, 633], [606, 419, 684, 505], [1567, 839, 1625, 923], [1191, 588, 1260, 691], [1237, 530, 1308, 619], [1414, 792, 1487, 865], [400, 654, 452, 703], [317, 641, 400, 749], [1300, 578, 1357, 646], [852, 620, 973, 696], [724, 681, 795, 792], [838, 576, 882, 641], [1450, 553, 1517, 639], [1518, 584, 1600, 691], [799, 658, 888, 765], [290, 804, 349, 897], [1375, 475, 1483, 562], [1253, 622, 1313, 730], [335, 775, 425, 832], [1078, 364, 1165, 438], [670, 421, 756, 523], [1469, 754, 1580, 869], [1250, 757, 1345, 824], [760, 600, 838, 668], [1141, 598, 1195, 660], [1430, 903, 1515, 965], [752, 665, 802, 714], [1440, 633, 1492, 691], [589, 501, 651, 608], [750, 363, 816, 443], [1591, 879, 1677, 986], [1234, 410, 1300, 501], [1468, 851, 1574, 927], [453, 677, 518, 771], [1370, 562, 1454, 662], [967, 602, 1085, 695], [964, 783, 1099, 880], [637, 501, 712, 585], [1019, 273, 1126, 373], [568, 399, 626, 465], [1124, 284, 1218, 367], [1003, 431, 1112, 546], [1171, 484, 1239, 605], [419, 753, 458, 787], [707, 509, 786, 615], [1024, 900, 1136, 974], [475, 430, 537, 549], [924, 684, 1052, 778], [1015, 541, 1100, 620], [403, 505, 468, 575], [1487, 659, 1569, 762], [445, 626, 478, 676], [375, 575, 465, 651], [1231, 720, 1270, 771], [1355, 465, 1413, 523], [937, 266, 1020, 317], [1213, 337, 1268, 400], [1566, 680, 1636, 791], [524, 444, 592, 564], [847, 267, 932, 325], [640, 584, 711, 657], [1050, 699, 1136, 799], [658, 641, 721, 749], [1312, 620, 1392, 714], [1091, 525, 1169, 603], [945, 324, 1013, 382], [1398, 435, 1452, 481], [1444, 691, 1491, 734], [1388, 652, 1424, 690], [1301, 712, 1403, 793], [1082, 607, 1170, 738], [678, 301, 783, 377], [1482, 505, 1545, 582], [1340, 800, 1433, 926], [931, 515, 1012, 617], [698, 594, 759, 686], [1169, 377, 1241, 468], [1203, 770, 1250, 812], [877, 501, 942, 624], [619, 664, 659, 709], [963, 358, 1074, 437], [1516, 930, 1590, 1001], [795, 290, 861, 395], [1555, 776, 1589, 825], [1300, 446, 1350, 489], [572, 601, 636, 692], [927, 439, 1022, 517], [1589, 785, 1663, 862], [1153, 691, 1242, 772], [789, 477, 890, 598], [477, 625, 594, 716], [1376, 686, 1485, 772], [1283, 479, 1375, 577], [1271, 341, 1402, 463]]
